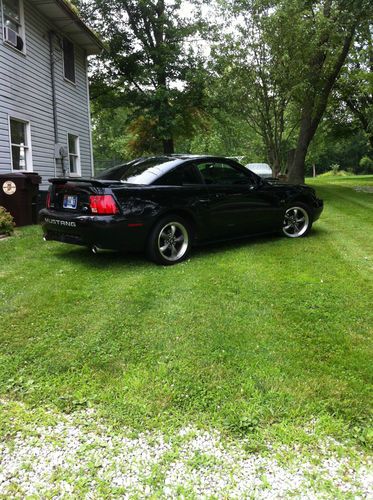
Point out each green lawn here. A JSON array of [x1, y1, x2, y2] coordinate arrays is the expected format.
[[0, 175, 372, 448]]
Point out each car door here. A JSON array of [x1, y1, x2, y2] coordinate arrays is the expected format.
[[153, 162, 212, 237], [195, 159, 281, 239]]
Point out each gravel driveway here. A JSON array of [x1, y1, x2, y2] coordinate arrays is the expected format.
[[0, 401, 372, 498]]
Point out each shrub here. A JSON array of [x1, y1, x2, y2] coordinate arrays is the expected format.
[[0, 207, 15, 236], [318, 169, 351, 177], [330, 163, 340, 175], [358, 156, 373, 174]]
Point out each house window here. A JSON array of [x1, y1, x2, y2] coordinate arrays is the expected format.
[[9, 118, 32, 171], [68, 134, 80, 175], [63, 37, 75, 83], [2, 0, 25, 52]]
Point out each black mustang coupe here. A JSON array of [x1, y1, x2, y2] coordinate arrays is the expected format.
[[39, 155, 323, 265]]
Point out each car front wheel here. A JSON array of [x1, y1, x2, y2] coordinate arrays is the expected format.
[[282, 204, 312, 238], [147, 216, 192, 265]]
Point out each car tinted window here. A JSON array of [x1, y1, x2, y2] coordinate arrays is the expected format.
[[96, 157, 174, 184], [196, 161, 250, 185], [155, 164, 202, 186]]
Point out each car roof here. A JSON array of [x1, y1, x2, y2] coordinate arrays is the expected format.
[[96, 155, 247, 184], [169, 154, 226, 160], [145, 155, 244, 178], [163, 154, 244, 170]]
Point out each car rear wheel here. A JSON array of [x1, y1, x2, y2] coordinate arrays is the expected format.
[[147, 216, 192, 265], [282, 204, 312, 238]]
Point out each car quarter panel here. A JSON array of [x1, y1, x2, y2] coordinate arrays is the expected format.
[[112, 184, 212, 240], [40, 182, 212, 250]]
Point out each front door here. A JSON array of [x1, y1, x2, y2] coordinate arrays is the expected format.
[[195, 160, 279, 239]]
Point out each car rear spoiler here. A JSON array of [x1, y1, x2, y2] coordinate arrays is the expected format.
[[48, 177, 122, 187]]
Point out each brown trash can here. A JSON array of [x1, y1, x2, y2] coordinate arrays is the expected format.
[[0, 172, 42, 227]]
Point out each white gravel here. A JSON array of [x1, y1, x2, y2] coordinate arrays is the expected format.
[[354, 186, 373, 193], [0, 405, 372, 498]]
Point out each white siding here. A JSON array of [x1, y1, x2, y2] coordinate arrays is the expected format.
[[0, 0, 93, 188]]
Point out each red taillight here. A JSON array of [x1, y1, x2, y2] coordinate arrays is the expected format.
[[89, 195, 119, 215], [46, 192, 51, 208]]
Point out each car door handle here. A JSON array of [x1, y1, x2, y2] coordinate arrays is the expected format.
[[214, 193, 227, 200]]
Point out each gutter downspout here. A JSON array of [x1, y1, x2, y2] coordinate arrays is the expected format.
[[48, 31, 66, 177], [85, 58, 95, 177]]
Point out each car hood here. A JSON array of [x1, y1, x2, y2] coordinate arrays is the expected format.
[[265, 181, 315, 192]]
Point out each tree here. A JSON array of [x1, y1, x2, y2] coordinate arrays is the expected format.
[[211, 5, 299, 176], [334, 21, 373, 150], [82, 0, 207, 154], [220, 0, 370, 183], [90, 105, 130, 173], [280, 0, 370, 183]]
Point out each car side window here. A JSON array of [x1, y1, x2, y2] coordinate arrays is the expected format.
[[196, 161, 251, 186], [155, 164, 202, 186]]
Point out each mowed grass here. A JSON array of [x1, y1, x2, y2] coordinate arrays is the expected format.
[[0, 176, 372, 447]]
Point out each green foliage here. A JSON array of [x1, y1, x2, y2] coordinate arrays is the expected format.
[[211, 4, 297, 173], [177, 107, 264, 160], [91, 105, 130, 173], [218, 0, 371, 182], [0, 207, 14, 235], [330, 163, 340, 175], [359, 155, 373, 174], [334, 20, 373, 150], [306, 117, 370, 174], [317, 169, 351, 177], [78, 0, 371, 172], [84, 0, 208, 154]]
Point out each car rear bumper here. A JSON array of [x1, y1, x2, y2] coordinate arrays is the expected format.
[[39, 209, 149, 251]]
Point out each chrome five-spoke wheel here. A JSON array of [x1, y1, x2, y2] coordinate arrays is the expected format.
[[282, 206, 310, 238], [158, 222, 189, 262], [148, 215, 192, 265]]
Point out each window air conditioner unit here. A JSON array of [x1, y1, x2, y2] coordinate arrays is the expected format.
[[4, 27, 18, 46], [4, 27, 23, 51]]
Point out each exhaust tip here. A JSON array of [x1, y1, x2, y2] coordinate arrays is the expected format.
[[91, 245, 104, 254], [91, 245, 114, 254]]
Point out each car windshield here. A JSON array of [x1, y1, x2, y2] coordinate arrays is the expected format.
[[95, 157, 175, 184]]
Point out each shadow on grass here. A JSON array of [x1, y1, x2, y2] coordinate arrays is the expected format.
[[306, 226, 328, 237], [53, 246, 149, 270], [50, 225, 329, 270], [193, 233, 280, 258]]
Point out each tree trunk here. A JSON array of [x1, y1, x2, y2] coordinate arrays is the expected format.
[[272, 158, 280, 178], [287, 112, 315, 184], [267, 148, 280, 177], [287, 25, 356, 184], [288, 147, 308, 184], [286, 149, 295, 174], [163, 138, 174, 154]]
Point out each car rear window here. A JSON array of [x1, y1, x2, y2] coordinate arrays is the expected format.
[[96, 157, 175, 184]]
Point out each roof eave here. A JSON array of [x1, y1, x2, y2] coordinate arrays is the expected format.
[[55, 0, 104, 54], [29, 0, 104, 55]]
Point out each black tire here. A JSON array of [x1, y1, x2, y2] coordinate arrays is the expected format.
[[147, 215, 192, 265], [282, 202, 313, 238]]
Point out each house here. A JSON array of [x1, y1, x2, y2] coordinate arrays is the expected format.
[[0, 0, 103, 192]]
